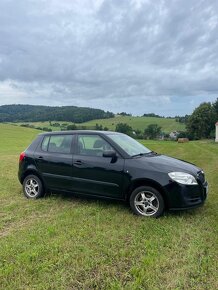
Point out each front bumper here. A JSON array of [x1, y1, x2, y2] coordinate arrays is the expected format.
[[164, 180, 208, 210]]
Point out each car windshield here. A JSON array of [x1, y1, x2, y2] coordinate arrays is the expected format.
[[108, 134, 151, 157]]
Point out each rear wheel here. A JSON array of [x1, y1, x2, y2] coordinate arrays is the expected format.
[[23, 175, 44, 199], [130, 186, 164, 217]]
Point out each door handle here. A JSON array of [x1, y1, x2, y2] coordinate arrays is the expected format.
[[37, 156, 44, 160], [73, 160, 84, 166]]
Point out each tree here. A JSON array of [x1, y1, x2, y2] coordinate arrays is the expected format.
[[186, 102, 216, 139], [95, 123, 103, 130], [134, 129, 143, 139], [175, 115, 190, 124], [119, 112, 132, 116], [213, 98, 218, 120], [144, 124, 162, 139], [115, 123, 133, 135], [142, 113, 163, 118]]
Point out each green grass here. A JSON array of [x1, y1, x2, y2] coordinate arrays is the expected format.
[[0, 123, 217, 289], [11, 115, 186, 133]]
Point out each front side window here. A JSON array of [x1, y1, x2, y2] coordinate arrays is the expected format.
[[77, 135, 113, 156], [43, 135, 73, 154]]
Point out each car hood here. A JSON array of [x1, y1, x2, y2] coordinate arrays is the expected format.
[[137, 154, 201, 176]]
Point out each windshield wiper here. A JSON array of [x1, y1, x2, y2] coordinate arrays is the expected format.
[[131, 152, 151, 157], [150, 151, 158, 155], [131, 151, 158, 158], [131, 153, 145, 157]]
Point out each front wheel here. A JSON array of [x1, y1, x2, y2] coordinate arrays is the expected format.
[[130, 186, 164, 217], [23, 175, 44, 199]]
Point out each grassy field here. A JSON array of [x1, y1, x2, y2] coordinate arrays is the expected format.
[[0, 123, 217, 290], [12, 115, 186, 133], [77, 115, 186, 132]]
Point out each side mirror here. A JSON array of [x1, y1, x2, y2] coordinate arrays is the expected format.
[[103, 150, 117, 158]]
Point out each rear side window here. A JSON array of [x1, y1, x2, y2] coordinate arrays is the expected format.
[[42, 136, 49, 151], [42, 135, 73, 154]]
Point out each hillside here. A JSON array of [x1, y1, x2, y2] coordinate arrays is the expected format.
[[0, 123, 39, 153], [0, 104, 114, 123], [1, 104, 186, 133], [12, 115, 186, 133], [78, 115, 186, 133]]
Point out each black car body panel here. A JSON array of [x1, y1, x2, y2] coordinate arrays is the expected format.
[[18, 130, 208, 211], [71, 153, 125, 198]]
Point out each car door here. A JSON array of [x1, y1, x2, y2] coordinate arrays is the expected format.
[[72, 134, 125, 198], [34, 134, 75, 191]]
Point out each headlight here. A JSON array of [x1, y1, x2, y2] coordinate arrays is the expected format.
[[168, 172, 198, 185]]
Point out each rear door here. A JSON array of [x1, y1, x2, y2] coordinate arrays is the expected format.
[[72, 134, 125, 198], [35, 134, 75, 191]]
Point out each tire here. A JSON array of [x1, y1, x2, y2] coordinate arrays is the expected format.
[[130, 186, 164, 217], [23, 175, 44, 199]]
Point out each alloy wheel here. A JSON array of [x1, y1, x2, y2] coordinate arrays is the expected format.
[[134, 190, 159, 216], [25, 178, 39, 198]]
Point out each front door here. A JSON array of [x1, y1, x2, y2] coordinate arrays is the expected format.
[[72, 134, 125, 198]]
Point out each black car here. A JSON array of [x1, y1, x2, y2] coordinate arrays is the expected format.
[[18, 131, 208, 217]]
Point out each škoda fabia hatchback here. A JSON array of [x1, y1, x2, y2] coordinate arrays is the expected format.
[[18, 131, 208, 217]]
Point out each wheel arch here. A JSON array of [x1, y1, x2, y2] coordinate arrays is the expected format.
[[126, 178, 169, 208], [21, 169, 46, 190]]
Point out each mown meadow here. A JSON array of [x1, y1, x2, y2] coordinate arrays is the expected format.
[[0, 124, 217, 289]]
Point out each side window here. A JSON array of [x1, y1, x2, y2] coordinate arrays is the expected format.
[[47, 135, 73, 154], [78, 135, 114, 156], [41, 136, 50, 151]]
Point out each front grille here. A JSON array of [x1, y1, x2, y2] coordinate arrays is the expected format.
[[197, 171, 205, 184]]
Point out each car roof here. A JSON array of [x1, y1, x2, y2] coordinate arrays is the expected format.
[[39, 130, 123, 136]]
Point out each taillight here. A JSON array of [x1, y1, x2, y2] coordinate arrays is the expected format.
[[19, 152, 26, 162]]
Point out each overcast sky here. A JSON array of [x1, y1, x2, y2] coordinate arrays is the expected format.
[[0, 0, 218, 116]]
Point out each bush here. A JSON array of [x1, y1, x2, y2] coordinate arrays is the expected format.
[[67, 124, 77, 130], [95, 123, 103, 130], [42, 127, 52, 132], [115, 123, 133, 136], [144, 124, 162, 139]]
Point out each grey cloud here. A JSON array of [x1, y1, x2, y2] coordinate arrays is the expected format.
[[0, 0, 218, 115]]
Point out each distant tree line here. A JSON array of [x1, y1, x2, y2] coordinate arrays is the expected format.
[[118, 112, 132, 116], [118, 112, 186, 119], [0, 104, 114, 123], [142, 113, 164, 118], [66, 123, 109, 131], [19, 122, 110, 133], [20, 124, 52, 132]]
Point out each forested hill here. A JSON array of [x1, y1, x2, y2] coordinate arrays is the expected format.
[[0, 104, 114, 123]]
